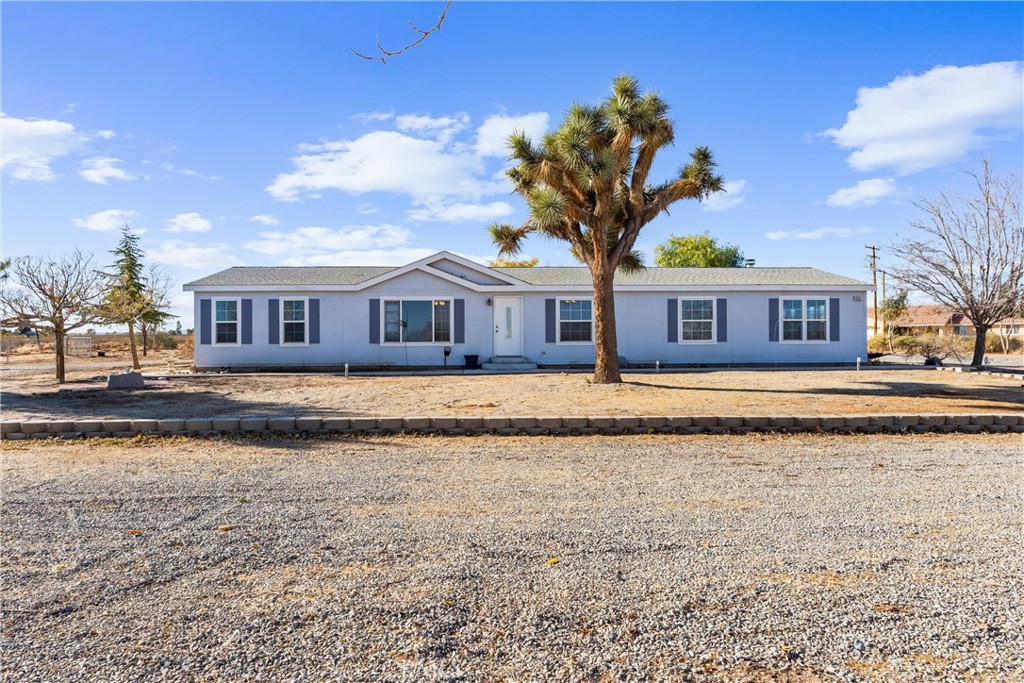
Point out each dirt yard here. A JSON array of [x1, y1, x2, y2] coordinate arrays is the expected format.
[[1, 348, 1021, 421]]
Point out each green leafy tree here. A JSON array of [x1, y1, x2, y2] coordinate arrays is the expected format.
[[654, 232, 744, 268], [103, 226, 149, 369], [489, 75, 724, 383], [878, 289, 909, 353], [488, 257, 540, 268]]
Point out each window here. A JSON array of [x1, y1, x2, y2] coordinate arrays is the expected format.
[[383, 299, 451, 343], [558, 299, 593, 343], [781, 298, 827, 342], [281, 298, 307, 344], [213, 299, 239, 345], [680, 298, 715, 343], [953, 325, 970, 336]]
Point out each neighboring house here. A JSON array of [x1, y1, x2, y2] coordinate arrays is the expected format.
[[867, 304, 1024, 338], [184, 251, 871, 370]]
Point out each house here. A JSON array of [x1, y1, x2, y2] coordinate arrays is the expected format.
[[867, 304, 1024, 339], [183, 251, 871, 370]]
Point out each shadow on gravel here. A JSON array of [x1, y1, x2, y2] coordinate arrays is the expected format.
[[0, 388, 365, 421], [625, 380, 1023, 411]]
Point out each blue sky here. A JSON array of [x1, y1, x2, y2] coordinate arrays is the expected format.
[[3, 1, 1022, 327]]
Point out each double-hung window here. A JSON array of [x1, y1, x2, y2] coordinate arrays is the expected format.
[[781, 298, 827, 342], [383, 299, 451, 343], [558, 299, 593, 343], [213, 299, 239, 345], [679, 298, 715, 343], [281, 298, 307, 344]]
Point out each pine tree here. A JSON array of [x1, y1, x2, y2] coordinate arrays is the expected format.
[[104, 226, 148, 369]]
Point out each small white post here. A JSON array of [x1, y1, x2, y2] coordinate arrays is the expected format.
[[344, 362, 349, 378], [856, 357, 861, 371], [655, 360, 660, 373]]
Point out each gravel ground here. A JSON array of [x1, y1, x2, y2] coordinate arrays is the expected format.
[[1, 434, 1021, 682]]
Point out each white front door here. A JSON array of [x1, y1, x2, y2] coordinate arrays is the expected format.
[[492, 296, 523, 356]]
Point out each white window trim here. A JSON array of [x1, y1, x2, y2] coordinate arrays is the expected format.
[[279, 297, 309, 346], [211, 297, 241, 347], [380, 297, 454, 345], [779, 297, 829, 344], [678, 297, 717, 344], [556, 297, 595, 345]]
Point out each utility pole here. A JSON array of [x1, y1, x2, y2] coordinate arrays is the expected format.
[[866, 245, 878, 336]]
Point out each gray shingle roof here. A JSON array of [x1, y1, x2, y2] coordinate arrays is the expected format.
[[184, 266, 396, 287], [494, 266, 869, 287]]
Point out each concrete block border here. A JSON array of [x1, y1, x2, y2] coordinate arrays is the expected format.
[[1, 413, 1021, 441]]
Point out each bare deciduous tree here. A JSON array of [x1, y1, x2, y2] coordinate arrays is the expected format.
[[887, 161, 1024, 366], [0, 251, 105, 383], [352, 0, 452, 64], [140, 263, 177, 356]]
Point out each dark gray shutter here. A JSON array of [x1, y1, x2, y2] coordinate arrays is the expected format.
[[829, 297, 840, 342], [199, 299, 211, 345], [453, 299, 465, 344], [309, 298, 320, 344], [268, 299, 279, 344], [667, 299, 678, 343], [716, 298, 728, 343], [369, 299, 380, 344], [768, 298, 779, 342], [545, 299, 556, 343], [241, 299, 252, 344]]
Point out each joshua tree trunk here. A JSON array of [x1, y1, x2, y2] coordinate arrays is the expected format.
[[127, 320, 141, 370], [971, 325, 989, 367], [591, 265, 621, 384]]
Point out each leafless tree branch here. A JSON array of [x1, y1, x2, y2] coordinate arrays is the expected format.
[[351, 0, 452, 64]]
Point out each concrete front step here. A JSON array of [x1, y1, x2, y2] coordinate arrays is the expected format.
[[481, 362, 539, 371]]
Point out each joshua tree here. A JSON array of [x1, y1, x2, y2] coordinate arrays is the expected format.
[[489, 74, 724, 383]]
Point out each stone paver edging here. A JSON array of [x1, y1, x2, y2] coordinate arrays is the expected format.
[[2, 414, 1021, 440]]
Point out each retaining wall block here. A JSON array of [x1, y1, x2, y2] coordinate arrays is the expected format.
[[267, 417, 297, 431], [403, 417, 431, 430], [919, 415, 947, 428], [58, 432, 83, 440], [683, 425, 706, 434], [20, 422, 49, 434], [112, 431, 136, 438], [587, 416, 615, 428], [30, 432, 55, 440], [944, 415, 971, 426], [0, 422, 19, 435], [933, 424, 958, 434], [102, 420, 131, 433], [130, 419, 158, 432], [869, 416, 895, 427], [959, 424, 983, 433], [794, 416, 820, 429], [843, 416, 870, 428], [75, 420, 104, 433], [295, 417, 323, 431], [691, 416, 716, 428], [349, 417, 378, 431], [238, 417, 268, 431], [614, 417, 641, 429], [715, 416, 743, 428], [892, 416, 920, 428], [156, 419, 185, 432], [321, 418, 350, 432], [458, 417, 485, 429], [184, 419, 213, 432], [969, 415, 995, 426], [46, 421, 75, 433], [209, 418, 238, 432], [1010, 424, 1024, 433], [482, 417, 510, 429], [858, 425, 882, 434], [508, 417, 537, 429], [986, 424, 1009, 433], [742, 417, 771, 428], [561, 417, 588, 429], [429, 417, 458, 429], [376, 417, 404, 431], [817, 416, 845, 431], [531, 417, 559, 429], [5, 433, 28, 440], [665, 416, 692, 428], [769, 416, 795, 428], [993, 414, 1022, 426], [639, 416, 667, 428]]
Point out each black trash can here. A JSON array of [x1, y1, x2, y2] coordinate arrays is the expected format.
[[464, 354, 480, 370]]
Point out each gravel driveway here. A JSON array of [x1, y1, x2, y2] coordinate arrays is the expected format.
[[2, 435, 1020, 682]]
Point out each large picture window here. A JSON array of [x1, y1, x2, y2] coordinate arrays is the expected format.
[[383, 299, 451, 343], [680, 298, 715, 343], [558, 299, 593, 343], [281, 298, 307, 344], [782, 298, 827, 342], [214, 298, 239, 345]]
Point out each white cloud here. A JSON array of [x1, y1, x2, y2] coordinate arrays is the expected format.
[[166, 212, 212, 233], [0, 114, 87, 180], [266, 130, 497, 202], [351, 110, 394, 123], [72, 208, 139, 232], [79, 157, 136, 184], [702, 180, 747, 212], [395, 112, 470, 144], [475, 112, 550, 157], [824, 61, 1024, 174], [281, 247, 439, 267], [249, 214, 279, 226], [161, 162, 221, 180], [244, 223, 412, 258], [357, 203, 379, 215], [826, 178, 900, 208], [151, 240, 240, 271], [95, 130, 116, 140], [408, 201, 515, 223], [764, 226, 873, 241]]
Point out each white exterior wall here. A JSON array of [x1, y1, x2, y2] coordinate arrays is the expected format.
[[192, 270, 869, 369]]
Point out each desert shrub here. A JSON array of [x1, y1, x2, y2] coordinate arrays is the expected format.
[[900, 334, 972, 362], [178, 335, 194, 356], [867, 334, 890, 354], [149, 332, 179, 351], [986, 331, 1023, 354]]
